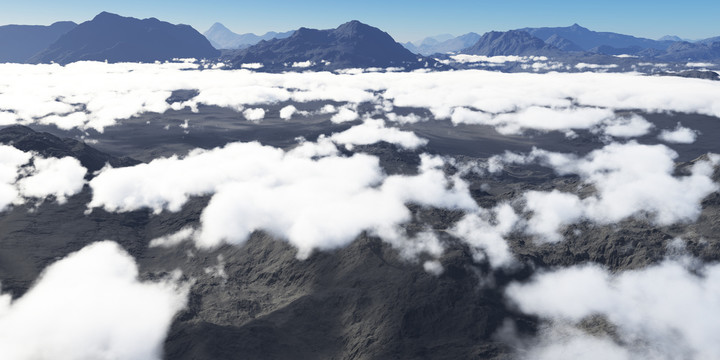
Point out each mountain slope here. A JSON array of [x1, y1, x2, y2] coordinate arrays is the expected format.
[[30, 12, 219, 64], [203, 22, 293, 50], [229, 20, 426, 70], [544, 34, 583, 52], [518, 23, 672, 51], [0, 21, 76, 63], [461, 30, 561, 56]]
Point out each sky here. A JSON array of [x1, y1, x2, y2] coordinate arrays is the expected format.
[[2, 0, 719, 42]]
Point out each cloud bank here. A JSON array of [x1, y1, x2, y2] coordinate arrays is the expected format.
[[89, 139, 476, 258], [0, 145, 86, 211], [507, 257, 720, 359], [0, 241, 188, 360], [491, 142, 719, 241], [1, 63, 719, 135]]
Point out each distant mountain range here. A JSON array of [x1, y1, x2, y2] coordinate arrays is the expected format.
[[227, 20, 429, 70], [203, 23, 294, 50], [30, 12, 218, 64], [403, 33, 481, 55], [0, 21, 76, 62], [517, 23, 673, 51], [0, 13, 719, 70], [461, 30, 562, 56]]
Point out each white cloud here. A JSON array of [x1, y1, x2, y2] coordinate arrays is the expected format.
[[385, 112, 426, 124], [447, 55, 547, 64], [89, 141, 477, 259], [0, 241, 188, 360], [494, 142, 719, 241], [602, 114, 653, 138], [575, 63, 618, 70], [149, 227, 197, 248], [330, 106, 359, 123], [330, 119, 428, 150], [0, 145, 86, 210], [686, 62, 714, 68], [523, 190, 584, 242], [279, 105, 297, 120], [658, 122, 698, 144], [506, 259, 720, 359], [291, 61, 315, 68], [240, 63, 264, 69], [3, 63, 720, 133], [242, 107, 265, 122], [17, 157, 86, 204], [450, 203, 518, 268]]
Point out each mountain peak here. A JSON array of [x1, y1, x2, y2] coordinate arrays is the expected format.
[[335, 20, 374, 36], [92, 11, 121, 21], [462, 29, 560, 56], [229, 20, 427, 71], [208, 22, 229, 32], [31, 12, 219, 64]]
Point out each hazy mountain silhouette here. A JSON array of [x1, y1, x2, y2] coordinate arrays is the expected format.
[[229, 20, 428, 70], [30, 12, 219, 64], [518, 23, 673, 51], [404, 33, 482, 55], [461, 30, 561, 56], [696, 36, 720, 45], [203, 22, 294, 49], [0, 21, 76, 63]]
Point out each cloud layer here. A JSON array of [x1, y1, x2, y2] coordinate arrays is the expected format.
[[1, 62, 720, 135], [491, 142, 719, 241], [0, 145, 86, 211], [89, 139, 476, 258], [0, 241, 188, 360], [507, 256, 720, 359]]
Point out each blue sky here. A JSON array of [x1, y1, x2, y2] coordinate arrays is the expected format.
[[3, 0, 719, 42]]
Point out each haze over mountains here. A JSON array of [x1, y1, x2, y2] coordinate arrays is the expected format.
[[203, 22, 294, 49], [0, 11, 719, 71], [30, 12, 218, 64], [0, 21, 76, 62], [226, 20, 431, 70]]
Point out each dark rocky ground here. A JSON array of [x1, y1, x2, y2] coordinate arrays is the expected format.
[[0, 105, 718, 359]]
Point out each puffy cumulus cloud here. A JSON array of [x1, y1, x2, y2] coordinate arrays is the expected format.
[[4, 63, 720, 133], [330, 119, 428, 150], [330, 106, 359, 123], [242, 107, 266, 122], [385, 112, 426, 124], [0, 145, 86, 210], [0, 145, 32, 210], [90, 140, 477, 258], [523, 190, 584, 242], [279, 105, 297, 120], [16, 157, 87, 204], [291, 61, 315, 68], [492, 142, 719, 241], [450, 203, 518, 268], [658, 122, 698, 144], [240, 63, 263, 69], [197, 153, 477, 258], [506, 258, 720, 359], [0, 241, 188, 360], [601, 114, 653, 138]]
